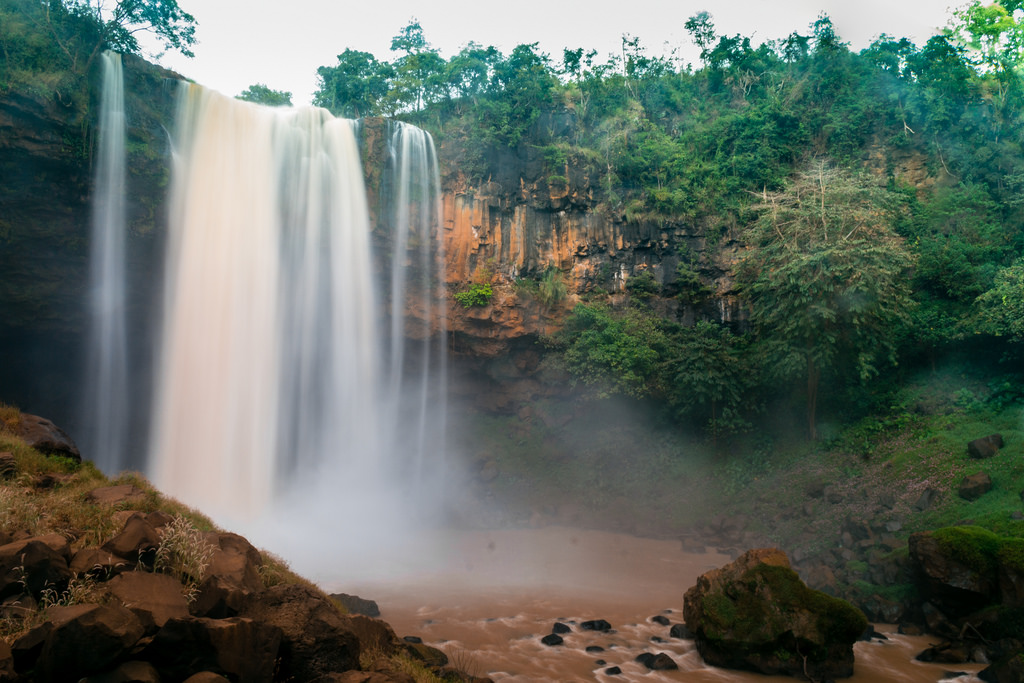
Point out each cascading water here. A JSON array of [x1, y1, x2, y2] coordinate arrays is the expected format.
[[84, 51, 128, 474], [148, 84, 448, 571]]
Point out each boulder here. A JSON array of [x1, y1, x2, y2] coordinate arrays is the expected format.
[[14, 413, 80, 461], [960, 473, 994, 501], [193, 532, 263, 618], [10, 621, 52, 673], [35, 604, 145, 683], [909, 529, 999, 618], [0, 538, 72, 600], [980, 652, 1024, 683], [402, 641, 448, 667], [239, 583, 360, 679], [143, 616, 282, 683], [540, 634, 563, 646], [107, 571, 190, 631], [580, 619, 612, 632], [683, 548, 867, 680], [70, 547, 130, 578], [330, 592, 380, 617], [635, 652, 678, 670], [968, 434, 1004, 460], [551, 622, 571, 634], [102, 513, 161, 565]]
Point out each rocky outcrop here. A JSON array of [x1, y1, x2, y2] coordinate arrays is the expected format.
[[683, 548, 867, 680], [11, 414, 81, 461]]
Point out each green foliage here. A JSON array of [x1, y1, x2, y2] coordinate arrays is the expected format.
[[452, 282, 493, 308], [625, 270, 659, 299], [537, 266, 568, 308], [154, 514, 216, 601], [553, 303, 668, 398], [236, 83, 292, 107], [977, 258, 1024, 341], [739, 160, 916, 439]]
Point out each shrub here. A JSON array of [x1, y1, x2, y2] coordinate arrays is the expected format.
[[453, 282, 493, 308]]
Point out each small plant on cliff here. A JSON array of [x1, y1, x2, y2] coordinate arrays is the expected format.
[[453, 282, 493, 308], [538, 266, 568, 308], [154, 514, 215, 601]]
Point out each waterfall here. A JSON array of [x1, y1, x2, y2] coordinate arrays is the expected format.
[[148, 85, 448, 548], [84, 51, 128, 473]]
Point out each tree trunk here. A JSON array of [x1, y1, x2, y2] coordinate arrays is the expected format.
[[806, 355, 819, 441]]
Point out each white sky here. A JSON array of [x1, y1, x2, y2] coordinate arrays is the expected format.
[[142, 1, 960, 106]]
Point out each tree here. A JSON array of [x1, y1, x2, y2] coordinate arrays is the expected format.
[[739, 160, 915, 439], [69, 0, 196, 68], [665, 321, 755, 440], [313, 49, 393, 117], [237, 83, 291, 107], [977, 257, 1024, 341], [387, 18, 444, 113]]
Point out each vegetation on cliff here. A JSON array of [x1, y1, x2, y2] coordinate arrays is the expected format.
[[307, 6, 1024, 443]]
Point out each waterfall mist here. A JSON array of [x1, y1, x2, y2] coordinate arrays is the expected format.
[[83, 51, 129, 473], [147, 84, 450, 579]]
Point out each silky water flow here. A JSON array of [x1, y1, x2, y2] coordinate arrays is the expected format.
[[147, 84, 448, 578]]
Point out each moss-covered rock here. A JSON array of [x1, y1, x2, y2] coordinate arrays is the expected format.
[[683, 548, 867, 680]]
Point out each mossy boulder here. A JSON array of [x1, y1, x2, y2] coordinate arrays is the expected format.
[[910, 527, 1024, 640], [683, 548, 867, 680]]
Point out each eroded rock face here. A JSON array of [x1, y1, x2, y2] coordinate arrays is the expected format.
[[683, 548, 867, 680]]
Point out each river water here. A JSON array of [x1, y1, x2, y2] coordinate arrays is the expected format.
[[339, 527, 984, 683]]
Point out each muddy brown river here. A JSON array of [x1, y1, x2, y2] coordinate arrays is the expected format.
[[336, 527, 984, 683]]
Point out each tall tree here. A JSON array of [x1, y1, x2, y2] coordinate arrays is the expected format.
[[739, 160, 915, 439]]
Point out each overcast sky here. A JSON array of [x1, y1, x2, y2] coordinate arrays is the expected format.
[[142, 1, 959, 106]]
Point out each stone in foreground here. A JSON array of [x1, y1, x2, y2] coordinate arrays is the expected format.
[[683, 548, 867, 680]]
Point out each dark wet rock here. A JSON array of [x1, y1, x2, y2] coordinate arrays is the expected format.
[[35, 604, 145, 683], [330, 592, 381, 617], [551, 621, 571, 634], [580, 619, 612, 632], [239, 583, 360, 679], [635, 652, 678, 670], [980, 652, 1024, 683], [916, 640, 971, 664], [651, 614, 670, 626], [858, 594, 904, 624], [143, 616, 281, 683], [669, 623, 692, 639], [960, 472, 994, 501], [683, 548, 866, 680], [604, 666, 622, 675], [0, 538, 72, 600], [968, 434, 1004, 460], [15, 413, 80, 461], [540, 633, 563, 646], [585, 645, 604, 652]]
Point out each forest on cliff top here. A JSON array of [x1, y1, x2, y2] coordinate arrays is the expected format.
[[2, 0, 1024, 444]]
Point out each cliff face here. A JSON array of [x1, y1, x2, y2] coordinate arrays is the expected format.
[[440, 184, 747, 355]]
